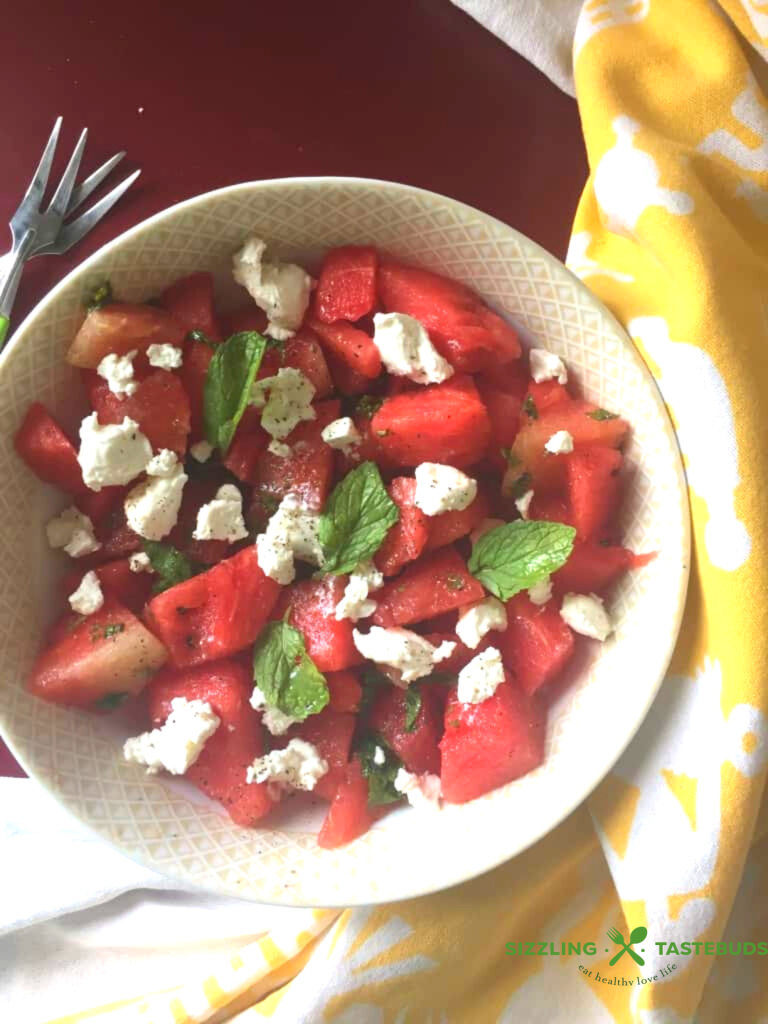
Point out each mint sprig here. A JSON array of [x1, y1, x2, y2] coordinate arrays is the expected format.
[[252, 621, 329, 721], [318, 461, 399, 575], [143, 541, 199, 594], [468, 521, 576, 601], [203, 331, 267, 454], [358, 734, 404, 805]]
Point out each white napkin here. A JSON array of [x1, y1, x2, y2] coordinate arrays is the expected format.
[[0, 779, 297, 1022], [451, 0, 580, 95]]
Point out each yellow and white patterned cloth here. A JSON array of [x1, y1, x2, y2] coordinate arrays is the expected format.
[[47, 2, 768, 1021]]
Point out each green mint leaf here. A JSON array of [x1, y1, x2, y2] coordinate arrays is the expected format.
[[266, 336, 286, 357], [356, 395, 384, 419], [318, 461, 400, 575], [187, 328, 215, 348], [358, 665, 390, 719], [522, 394, 538, 420], [252, 621, 329, 722], [468, 520, 576, 601], [93, 691, 129, 711], [84, 280, 113, 313], [588, 408, 619, 421], [143, 541, 198, 594], [404, 687, 422, 732], [358, 734, 404, 805], [90, 621, 126, 643], [204, 331, 267, 454]]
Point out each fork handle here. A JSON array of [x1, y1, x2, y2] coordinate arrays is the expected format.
[[0, 231, 37, 345]]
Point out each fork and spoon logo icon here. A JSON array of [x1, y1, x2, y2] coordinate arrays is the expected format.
[[607, 925, 648, 966]]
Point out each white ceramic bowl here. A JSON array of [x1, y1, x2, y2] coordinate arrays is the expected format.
[[0, 179, 689, 906]]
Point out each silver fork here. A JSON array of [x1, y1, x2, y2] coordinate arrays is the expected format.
[[0, 117, 141, 346]]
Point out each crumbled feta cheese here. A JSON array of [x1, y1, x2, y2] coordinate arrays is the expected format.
[[147, 343, 183, 370], [394, 769, 442, 809], [123, 697, 220, 775], [413, 463, 478, 517], [560, 592, 612, 641], [129, 551, 153, 574], [457, 647, 505, 704], [124, 460, 187, 540], [373, 745, 386, 766], [246, 738, 328, 791], [68, 570, 104, 616], [352, 627, 455, 684], [529, 348, 568, 385], [470, 517, 505, 545], [255, 493, 323, 584], [251, 367, 316, 440], [321, 417, 361, 453], [232, 236, 312, 340], [335, 561, 384, 622], [249, 686, 297, 736], [528, 578, 553, 606], [146, 448, 179, 477], [515, 489, 534, 520], [267, 439, 292, 458], [46, 506, 102, 558], [544, 430, 574, 455], [77, 413, 153, 492], [189, 440, 213, 463], [193, 484, 249, 543], [455, 597, 508, 650], [97, 349, 139, 396], [372, 312, 454, 385]]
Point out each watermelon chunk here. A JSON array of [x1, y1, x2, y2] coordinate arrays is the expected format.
[[66, 303, 187, 368], [147, 659, 273, 826], [279, 708, 356, 801], [375, 477, 429, 576], [371, 375, 491, 468], [316, 246, 378, 324], [566, 446, 623, 540], [280, 575, 362, 672], [14, 402, 87, 495], [62, 558, 153, 615], [144, 546, 280, 668], [554, 540, 636, 594], [318, 758, 373, 849], [372, 547, 484, 628], [306, 313, 382, 379], [327, 670, 363, 713], [88, 370, 191, 456], [378, 261, 521, 371], [424, 489, 490, 551], [496, 593, 575, 695], [440, 676, 546, 803], [160, 272, 222, 341], [27, 596, 168, 709], [369, 684, 443, 774]]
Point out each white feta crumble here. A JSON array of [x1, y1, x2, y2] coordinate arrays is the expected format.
[[457, 647, 505, 704], [249, 686, 297, 736], [255, 493, 323, 584], [189, 440, 213, 463], [193, 484, 248, 543], [515, 489, 534, 520], [96, 349, 139, 397], [394, 769, 442, 810], [352, 627, 455, 684], [529, 347, 568, 385], [124, 459, 188, 540], [321, 416, 361, 454], [77, 413, 153, 492], [544, 430, 574, 455], [455, 597, 508, 650], [372, 312, 454, 385], [528, 578, 553, 606], [245, 738, 328, 791], [46, 506, 102, 558], [147, 343, 183, 370], [233, 236, 312, 340], [413, 463, 478, 517], [560, 592, 612, 641], [267, 439, 292, 458], [123, 697, 220, 775], [129, 551, 153, 574], [470, 517, 505, 546], [146, 448, 179, 477], [252, 367, 316, 440], [373, 745, 386, 766], [68, 570, 104, 616], [335, 561, 384, 622]]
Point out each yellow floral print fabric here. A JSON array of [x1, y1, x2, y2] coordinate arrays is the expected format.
[[50, 3, 768, 1021]]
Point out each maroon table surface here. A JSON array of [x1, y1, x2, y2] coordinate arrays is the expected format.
[[0, 0, 587, 778]]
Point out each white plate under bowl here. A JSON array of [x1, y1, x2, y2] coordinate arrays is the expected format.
[[0, 178, 689, 906]]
